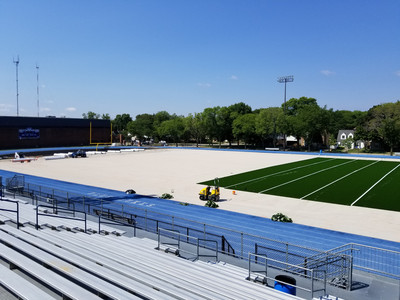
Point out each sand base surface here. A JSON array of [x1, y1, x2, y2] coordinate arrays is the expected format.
[[1, 148, 399, 242]]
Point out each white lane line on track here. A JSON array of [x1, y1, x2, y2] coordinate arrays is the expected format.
[[350, 163, 400, 207], [258, 159, 357, 194], [301, 160, 380, 200], [225, 158, 337, 189]]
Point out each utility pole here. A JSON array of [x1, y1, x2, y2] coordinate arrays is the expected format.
[[13, 56, 20, 116], [36, 64, 40, 117]]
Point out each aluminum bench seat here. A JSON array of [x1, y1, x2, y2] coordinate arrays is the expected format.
[[0, 263, 57, 300], [0, 228, 143, 300], [103, 234, 303, 300], [22, 227, 207, 300], [0, 244, 101, 300], [0, 215, 10, 222], [60, 231, 300, 299], [37, 229, 256, 299]]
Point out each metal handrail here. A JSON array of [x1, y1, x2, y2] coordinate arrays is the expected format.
[[35, 204, 87, 232], [248, 252, 327, 299], [0, 198, 20, 229], [158, 228, 219, 261]]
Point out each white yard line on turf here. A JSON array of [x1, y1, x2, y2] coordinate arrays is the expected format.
[[301, 160, 380, 199], [225, 157, 337, 189], [258, 159, 357, 194], [350, 163, 400, 207]]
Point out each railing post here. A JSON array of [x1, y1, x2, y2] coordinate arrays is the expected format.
[[98, 214, 101, 233], [197, 239, 200, 260], [304, 258, 308, 276], [311, 270, 314, 299], [241, 232, 244, 258], [145, 209, 148, 231], [248, 253, 251, 281], [35, 205, 39, 230], [255, 243, 258, 264], [286, 242, 289, 266], [84, 212, 87, 233], [348, 255, 353, 291], [157, 228, 161, 249], [16, 202, 19, 229], [133, 219, 137, 236]]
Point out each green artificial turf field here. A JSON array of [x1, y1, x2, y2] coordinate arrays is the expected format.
[[198, 157, 400, 212]]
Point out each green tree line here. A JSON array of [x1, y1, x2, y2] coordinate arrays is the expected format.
[[83, 98, 400, 153]]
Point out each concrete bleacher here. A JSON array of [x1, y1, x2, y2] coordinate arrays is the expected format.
[[0, 223, 301, 300]]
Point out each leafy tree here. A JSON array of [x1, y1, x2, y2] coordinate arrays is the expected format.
[[229, 102, 252, 144], [127, 113, 155, 141], [331, 110, 366, 134], [342, 137, 354, 151], [201, 107, 219, 145], [284, 97, 317, 115], [113, 113, 132, 134], [215, 106, 233, 147], [153, 111, 173, 140], [228, 102, 252, 118], [82, 111, 100, 119], [255, 107, 284, 147], [185, 113, 206, 147], [102, 113, 111, 120], [232, 113, 257, 148], [284, 97, 326, 150], [157, 117, 185, 147], [154, 111, 172, 127], [364, 102, 400, 155]]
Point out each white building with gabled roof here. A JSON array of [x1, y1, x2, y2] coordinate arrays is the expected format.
[[337, 129, 365, 149]]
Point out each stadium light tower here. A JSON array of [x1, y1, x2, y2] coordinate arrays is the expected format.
[[36, 63, 40, 117], [277, 75, 294, 112], [13, 56, 20, 116]]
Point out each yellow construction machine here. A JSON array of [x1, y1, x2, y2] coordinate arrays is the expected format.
[[199, 178, 220, 201]]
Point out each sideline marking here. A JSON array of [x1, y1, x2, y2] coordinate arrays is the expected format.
[[258, 159, 357, 194], [350, 163, 400, 207], [301, 160, 380, 199], [225, 158, 337, 189]]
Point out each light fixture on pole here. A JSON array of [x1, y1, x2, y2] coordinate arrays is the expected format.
[[277, 75, 294, 149], [36, 63, 40, 117], [277, 75, 294, 112], [13, 56, 20, 116]]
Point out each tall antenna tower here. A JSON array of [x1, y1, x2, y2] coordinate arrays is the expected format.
[[36, 63, 40, 117], [13, 56, 20, 116]]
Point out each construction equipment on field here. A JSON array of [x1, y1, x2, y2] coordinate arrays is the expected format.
[[199, 178, 220, 201]]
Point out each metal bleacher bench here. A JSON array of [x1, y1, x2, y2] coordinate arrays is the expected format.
[[0, 263, 56, 300], [265, 147, 280, 151], [0, 226, 172, 300], [0, 242, 101, 300]]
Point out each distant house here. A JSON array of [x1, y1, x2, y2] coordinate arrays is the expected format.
[[336, 129, 364, 149]]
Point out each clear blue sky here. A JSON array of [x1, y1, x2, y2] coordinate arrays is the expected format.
[[1, 0, 399, 119]]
